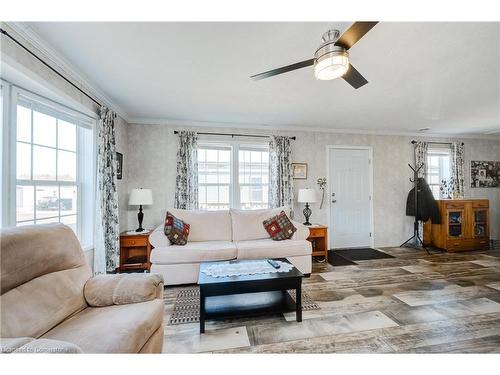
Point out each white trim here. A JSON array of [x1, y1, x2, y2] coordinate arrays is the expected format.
[[326, 145, 374, 249], [1, 80, 12, 226], [129, 120, 500, 141], [4, 22, 130, 121]]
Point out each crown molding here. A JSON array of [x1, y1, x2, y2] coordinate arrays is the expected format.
[[127, 117, 500, 141], [5, 22, 131, 121]]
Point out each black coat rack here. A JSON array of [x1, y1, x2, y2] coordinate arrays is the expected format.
[[400, 163, 431, 255]]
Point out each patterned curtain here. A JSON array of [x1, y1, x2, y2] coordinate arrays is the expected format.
[[94, 107, 120, 274], [268, 135, 294, 211], [174, 131, 199, 209], [414, 141, 428, 178], [450, 142, 465, 198]]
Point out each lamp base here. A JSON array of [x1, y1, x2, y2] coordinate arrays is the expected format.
[[303, 203, 312, 226], [136, 205, 144, 232]]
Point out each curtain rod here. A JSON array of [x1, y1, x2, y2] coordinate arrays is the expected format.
[[174, 131, 296, 140], [0, 27, 113, 116], [411, 140, 464, 146]]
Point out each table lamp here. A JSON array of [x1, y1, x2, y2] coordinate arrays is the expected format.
[[129, 188, 153, 232], [298, 188, 317, 226]]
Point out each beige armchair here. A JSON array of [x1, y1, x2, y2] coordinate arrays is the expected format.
[[0, 224, 164, 353]]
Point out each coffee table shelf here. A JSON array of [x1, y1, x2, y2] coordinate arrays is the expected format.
[[198, 258, 303, 333]]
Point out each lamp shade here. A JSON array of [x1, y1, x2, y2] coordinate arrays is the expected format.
[[297, 189, 317, 203], [128, 188, 153, 205]]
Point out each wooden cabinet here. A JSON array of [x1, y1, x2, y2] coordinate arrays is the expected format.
[[119, 231, 153, 272], [423, 199, 490, 252], [306, 225, 328, 260]]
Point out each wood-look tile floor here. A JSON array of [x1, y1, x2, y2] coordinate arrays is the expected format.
[[162, 246, 500, 353]]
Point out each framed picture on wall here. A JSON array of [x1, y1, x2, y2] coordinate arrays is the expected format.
[[471, 160, 500, 188], [116, 152, 123, 180], [292, 163, 308, 179]]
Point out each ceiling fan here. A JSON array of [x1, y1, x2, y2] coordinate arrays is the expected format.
[[250, 22, 378, 89]]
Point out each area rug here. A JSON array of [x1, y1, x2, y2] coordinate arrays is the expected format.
[[327, 251, 357, 267], [333, 248, 395, 261], [167, 286, 320, 325]]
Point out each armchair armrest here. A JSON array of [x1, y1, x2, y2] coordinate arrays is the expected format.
[[291, 220, 310, 241], [84, 273, 164, 307]]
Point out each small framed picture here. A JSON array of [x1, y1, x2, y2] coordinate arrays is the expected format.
[[292, 163, 308, 179], [116, 152, 123, 180]]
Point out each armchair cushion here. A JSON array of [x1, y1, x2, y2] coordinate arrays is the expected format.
[[84, 273, 163, 307]]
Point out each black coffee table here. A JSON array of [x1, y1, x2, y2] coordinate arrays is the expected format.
[[198, 258, 303, 333]]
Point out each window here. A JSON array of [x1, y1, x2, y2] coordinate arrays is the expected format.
[[198, 142, 269, 210], [426, 147, 451, 199], [198, 146, 231, 210], [3, 85, 95, 248], [238, 148, 269, 209]]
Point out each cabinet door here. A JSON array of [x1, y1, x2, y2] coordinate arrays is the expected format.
[[472, 209, 489, 238], [447, 209, 465, 239]]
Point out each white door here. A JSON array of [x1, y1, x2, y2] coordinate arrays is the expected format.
[[329, 147, 372, 248]]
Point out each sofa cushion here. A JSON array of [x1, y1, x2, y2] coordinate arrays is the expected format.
[[263, 211, 297, 240], [164, 211, 190, 245], [230, 206, 291, 241], [41, 300, 164, 353], [150, 241, 237, 264], [235, 239, 312, 259], [169, 209, 232, 242]]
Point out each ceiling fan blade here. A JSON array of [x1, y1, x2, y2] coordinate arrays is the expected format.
[[343, 64, 368, 89], [335, 21, 378, 50], [251, 59, 314, 80]]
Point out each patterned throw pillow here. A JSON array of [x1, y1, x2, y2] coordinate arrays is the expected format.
[[164, 211, 190, 245], [263, 211, 297, 241]]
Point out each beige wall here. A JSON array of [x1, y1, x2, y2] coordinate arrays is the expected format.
[[123, 123, 500, 247]]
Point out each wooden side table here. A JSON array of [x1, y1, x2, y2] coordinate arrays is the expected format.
[[119, 230, 153, 272], [306, 225, 328, 261]]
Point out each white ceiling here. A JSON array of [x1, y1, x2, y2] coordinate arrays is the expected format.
[[24, 22, 500, 135]]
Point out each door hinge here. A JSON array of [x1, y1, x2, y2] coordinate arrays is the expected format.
[[368, 159, 371, 165], [369, 195, 372, 201], [369, 232, 372, 237]]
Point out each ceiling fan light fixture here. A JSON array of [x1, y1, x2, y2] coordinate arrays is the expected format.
[[314, 51, 350, 80]]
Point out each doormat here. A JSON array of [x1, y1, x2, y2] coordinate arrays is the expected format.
[[167, 286, 320, 325], [334, 248, 395, 261], [327, 251, 357, 267]]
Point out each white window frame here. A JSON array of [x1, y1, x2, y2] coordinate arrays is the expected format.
[[198, 143, 233, 210], [426, 146, 452, 199], [236, 143, 269, 210], [197, 139, 269, 210], [2, 81, 96, 248]]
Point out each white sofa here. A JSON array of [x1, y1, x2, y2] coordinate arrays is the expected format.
[[149, 207, 312, 285]]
